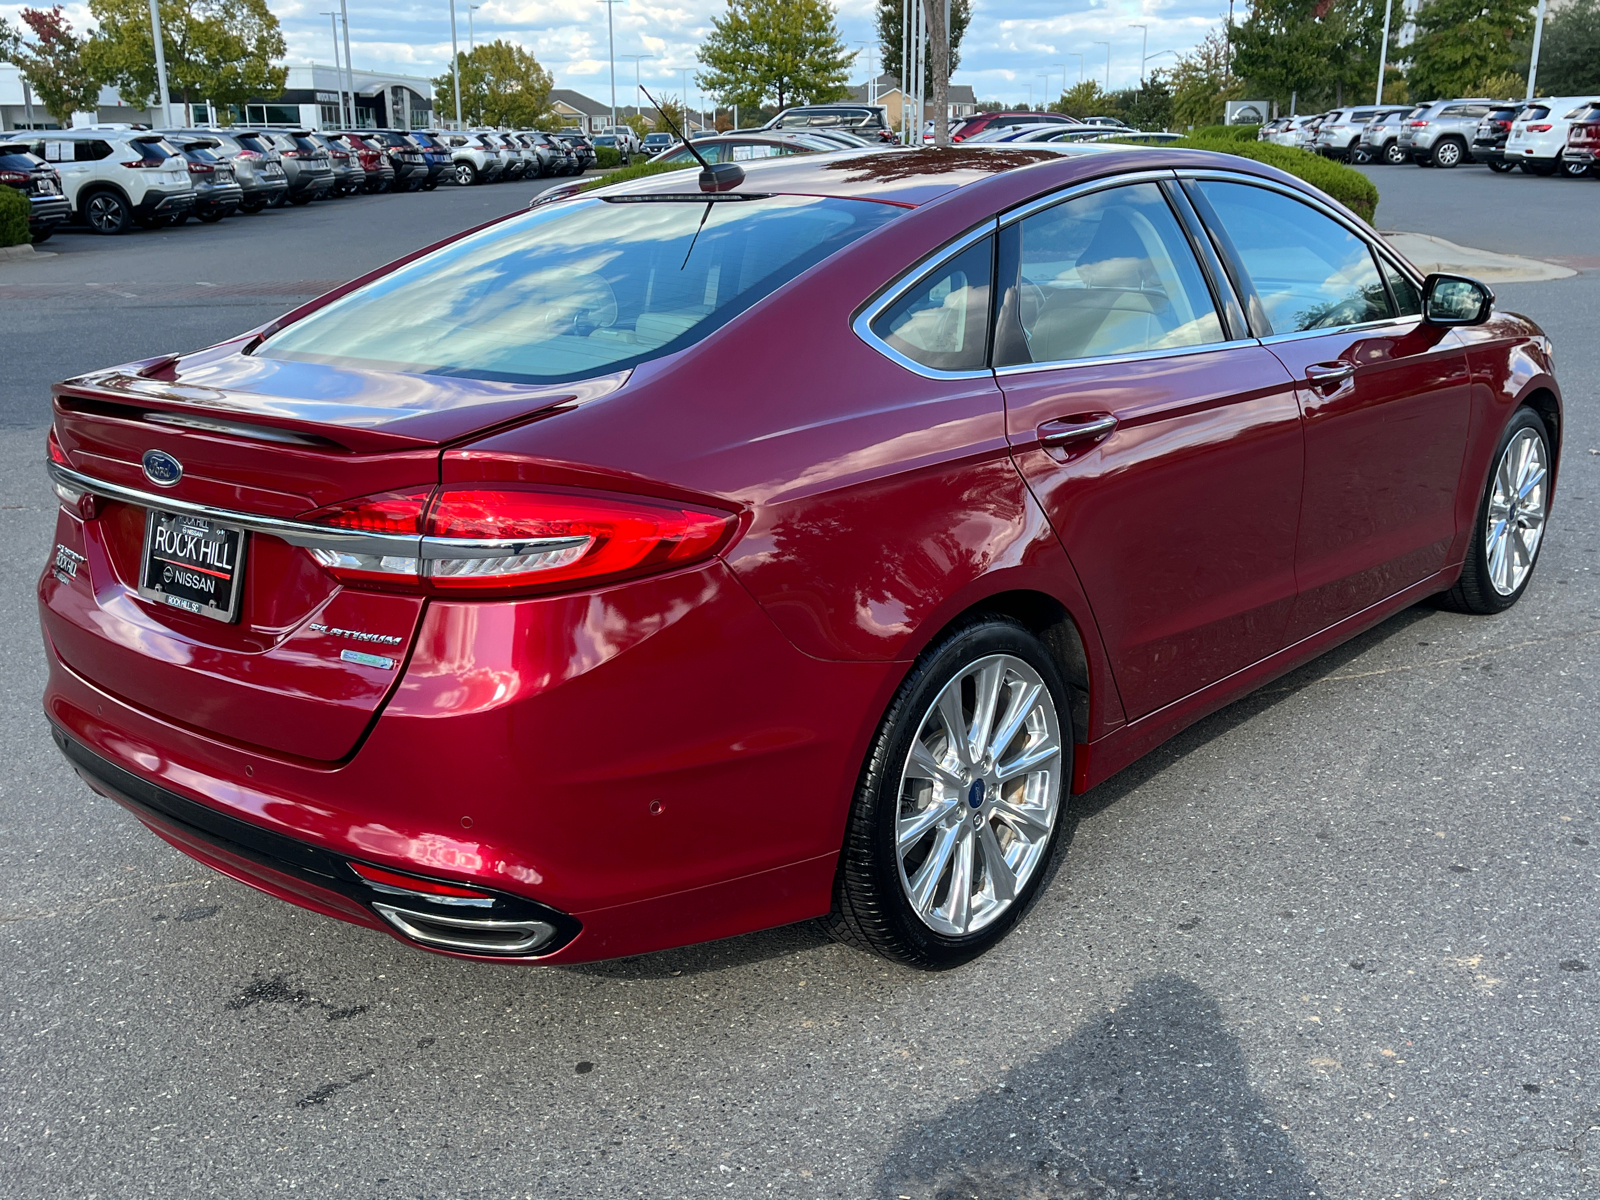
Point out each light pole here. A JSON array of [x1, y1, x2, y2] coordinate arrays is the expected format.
[[681, 66, 690, 130], [1093, 41, 1110, 92], [467, 3, 480, 51], [1375, 0, 1393, 103], [1069, 52, 1083, 83], [621, 53, 653, 119], [854, 41, 877, 102], [322, 11, 346, 128], [601, 0, 622, 131], [1038, 73, 1051, 110], [1527, 0, 1548, 101], [1129, 24, 1147, 85], [448, 0, 463, 129], [146, 0, 173, 126], [339, 0, 355, 127]]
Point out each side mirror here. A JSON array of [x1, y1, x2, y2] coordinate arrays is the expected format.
[[1422, 273, 1494, 326]]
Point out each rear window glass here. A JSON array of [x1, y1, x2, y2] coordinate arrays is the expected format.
[[258, 194, 901, 384], [1524, 106, 1551, 120], [0, 151, 39, 172]]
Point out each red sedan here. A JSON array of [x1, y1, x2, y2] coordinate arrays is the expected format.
[[40, 146, 1561, 968]]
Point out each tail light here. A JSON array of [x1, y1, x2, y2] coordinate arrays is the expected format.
[[120, 159, 169, 168], [1407, 120, 1429, 128], [281, 149, 302, 158], [300, 485, 737, 595], [236, 148, 262, 160], [186, 160, 214, 174], [1527, 123, 1553, 133], [0, 169, 28, 185]]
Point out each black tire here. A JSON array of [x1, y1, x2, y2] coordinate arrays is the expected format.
[[31, 227, 53, 244], [1383, 140, 1407, 165], [1561, 159, 1592, 179], [1349, 143, 1371, 164], [196, 209, 224, 223], [1522, 159, 1556, 176], [266, 190, 288, 208], [288, 191, 314, 205], [1438, 407, 1552, 615], [239, 200, 264, 213], [1487, 159, 1516, 173], [83, 189, 131, 234], [1431, 138, 1466, 168], [422, 180, 438, 191], [454, 162, 478, 186], [824, 616, 1072, 969]]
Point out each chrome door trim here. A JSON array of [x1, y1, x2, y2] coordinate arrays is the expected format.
[[993, 337, 1261, 378], [46, 461, 587, 562], [1256, 314, 1426, 347], [851, 218, 999, 381], [997, 167, 1178, 228]]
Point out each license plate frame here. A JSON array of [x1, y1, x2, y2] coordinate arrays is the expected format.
[[138, 509, 248, 623]]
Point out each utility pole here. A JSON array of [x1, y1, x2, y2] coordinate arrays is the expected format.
[[621, 53, 653, 120], [1526, 0, 1548, 101], [467, 4, 481, 50], [1038, 73, 1051, 112], [322, 11, 345, 128], [930, 0, 949, 144], [1069, 52, 1083, 83], [1093, 41, 1110, 92], [1129, 24, 1147, 85], [1375, 0, 1393, 103], [339, 0, 355, 127], [22, 79, 34, 129], [147, 0, 172, 126], [448, 0, 463, 129]]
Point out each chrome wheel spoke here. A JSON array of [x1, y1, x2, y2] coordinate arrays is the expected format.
[[1484, 428, 1548, 596], [895, 653, 1063, 936]]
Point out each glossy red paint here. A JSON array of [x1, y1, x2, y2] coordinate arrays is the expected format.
[[39, 146, 1564, 963]]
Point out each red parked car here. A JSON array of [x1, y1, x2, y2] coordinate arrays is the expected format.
[[41, 146, 1561, 968]]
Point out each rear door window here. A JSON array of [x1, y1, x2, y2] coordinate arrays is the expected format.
[[996, 182, 1225, 366], [1193, 180, 1392, 334]]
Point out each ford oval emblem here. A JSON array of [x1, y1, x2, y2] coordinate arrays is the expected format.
[[141, 449, 183, 487]]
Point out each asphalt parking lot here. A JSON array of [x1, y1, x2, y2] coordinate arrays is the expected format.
[[2, 162, 1598, 1199]]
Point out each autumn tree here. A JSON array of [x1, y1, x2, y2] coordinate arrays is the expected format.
[[434, 40, 553, 127], [1407, 0, 1532, 100], [0, 7, 101, 127], [875, 0, 971, 90], [1169, 30, 1245, 128], [696, 0, 854, 112], [84, 0, 286, 114]]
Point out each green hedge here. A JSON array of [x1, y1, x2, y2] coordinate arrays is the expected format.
[[0, 186, 29, 248], [593, 145, 623, 170], [1165, 134, 1380, 223], [581, 160, 696, 191], [1186, 124, 1262, 142]]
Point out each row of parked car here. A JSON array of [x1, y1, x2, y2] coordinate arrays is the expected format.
[[0, 125, 605, 241], [1262, 96, 1600, 176]]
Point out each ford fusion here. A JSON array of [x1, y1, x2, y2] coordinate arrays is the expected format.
[[41, 146, 1561, 967]]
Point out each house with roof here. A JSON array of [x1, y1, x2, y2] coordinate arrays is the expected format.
[[847, 73, 977, 128]]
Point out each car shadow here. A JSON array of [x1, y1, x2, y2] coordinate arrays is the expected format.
[[570, 602, 1440, 982], [879, 973, 1323, 1199]]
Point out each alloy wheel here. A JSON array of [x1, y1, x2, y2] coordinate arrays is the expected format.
[[1384, 142, 1406, 165], [894, 654, 1063, 937], [86, 193, 128, 234], [1485, 428, 1548, 596], [1433, 140, 1462, 167], [1562, 160, 1592, 178], [455, 163, 476, 186]]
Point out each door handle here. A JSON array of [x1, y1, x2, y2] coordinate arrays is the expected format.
[[1038, 413, 1118, 449], [1305, 362, 1355, 389]]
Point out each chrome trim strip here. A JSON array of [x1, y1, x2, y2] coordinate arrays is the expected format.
[[1256, 314, 1426, 347], [47, 462, 588, 563], [992, 337, 1260, 378], [997, 168, 1178, 228], [851, 218, 999, 381]]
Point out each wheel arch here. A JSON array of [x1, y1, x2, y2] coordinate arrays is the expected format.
[[74, 181, 132, 215]]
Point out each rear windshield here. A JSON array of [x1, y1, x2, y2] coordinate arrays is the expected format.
[[258, 194, 901, 384], [1524, 106, 1551, 120], [0, 150, 40, 170], [1573, 104, 1600, 121]]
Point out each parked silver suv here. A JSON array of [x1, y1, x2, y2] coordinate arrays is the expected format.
[[1358, 107, 1423, 164], [1310, 106, 1385, 161], [1397, 98, 1498, 167], [16, 129, 195, 233]]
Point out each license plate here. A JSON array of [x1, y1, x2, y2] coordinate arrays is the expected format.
[[139, 510, 247, 622]]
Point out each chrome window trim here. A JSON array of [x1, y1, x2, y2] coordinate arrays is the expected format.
[[851, 218, 999, 381], [993, 337, 1261, 378], [998, 168, 1178, 229], [1255, 313, 1425, 347], [1175, 168, 1427, 288], [46, 462, 587, 562]]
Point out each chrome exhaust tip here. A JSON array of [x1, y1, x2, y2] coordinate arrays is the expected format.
[[372, 903, 557, 956]]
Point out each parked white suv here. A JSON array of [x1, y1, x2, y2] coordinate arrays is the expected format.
[[1505, 97, 1600, 176], [25, 129, 195, 233]]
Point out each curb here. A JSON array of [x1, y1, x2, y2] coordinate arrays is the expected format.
[[0, 242, 38, 261], [1381, 231, 1576, 283]]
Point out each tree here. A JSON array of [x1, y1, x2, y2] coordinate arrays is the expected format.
[[876, 0, 971, 91], [84, 0, 286, 115], [1051, 79, 1105, 118], [1532, 0, 1600, 95], [696, 0, 854, 112], [1230, 0, 1384, 111], [433, 40, 553, 127], [0, 7, 101, 127], [1169, 29, 1244, 128], [1406, 0, 1531, 101]]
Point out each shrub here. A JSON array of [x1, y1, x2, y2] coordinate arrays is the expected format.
[[0, 186, 29, 248], [593, 145, 622, 169], [1187, 123, 1262, 142], [1170, 135, 1379, 222], [582, 160, 697, 192]]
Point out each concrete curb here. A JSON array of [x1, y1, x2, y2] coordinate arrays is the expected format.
[[1381, 231, 1576, 283], [0, 243, 38, 262]]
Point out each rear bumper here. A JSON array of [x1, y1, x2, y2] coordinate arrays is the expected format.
[[134, 190, 196, 217], [29, 193, 70, 229], [1562, 148, 1598, 164], [286, 171, 333, 198]]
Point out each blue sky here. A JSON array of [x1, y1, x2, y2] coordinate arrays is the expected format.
[[9, 0, 1229, 111]]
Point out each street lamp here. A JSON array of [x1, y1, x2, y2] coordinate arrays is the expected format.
[[146, 0, 173, 126], [854, 41, 878, 103], [620, 53, 653, 122], [601, 0, 622, 132], [1069, 52, 1083, 83], [448, 0, 463, 129], [339, 0, 355, 127], [467, 3, 480, 51], [321, 11, 347, 128], [1092, 41, 1110, 92], [1038, 73, 1051, 111], [1129, 24, 1147, 85]]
